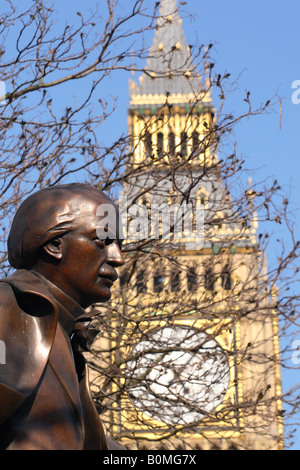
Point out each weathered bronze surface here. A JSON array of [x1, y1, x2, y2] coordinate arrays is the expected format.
[[0, 183, 124, 450]]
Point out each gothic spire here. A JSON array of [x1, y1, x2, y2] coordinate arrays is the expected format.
[[129, 0, 204, 106]]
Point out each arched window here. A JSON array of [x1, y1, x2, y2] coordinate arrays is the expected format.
[[192, 187, 208, 230], [137, 195, 151, 238], [168, 188, 178, 205], [221, 266, 231, 290], [192, 131, 199, 155], [139, 195, 149, 207], [168, 189, 179, 234], [196, 187, 208, 209], [198, 192, 206, 206], [180, 131, 188, 156], [168, 131, 176, 156], [154, 271, 164, 292], [187, 268, 197, 292], [204, 268, 215, 291], [144, 132, 152, 158], [157, 132, 164, 158]]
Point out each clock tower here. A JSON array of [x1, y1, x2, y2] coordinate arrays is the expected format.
[[94, 0, 284, 450]]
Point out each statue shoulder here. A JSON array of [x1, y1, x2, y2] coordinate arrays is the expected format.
[[0, 278, 57, 425], [0, 281, 21, 315]]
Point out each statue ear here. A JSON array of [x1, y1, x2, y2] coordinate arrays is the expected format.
[[42, 237, 63, 260]]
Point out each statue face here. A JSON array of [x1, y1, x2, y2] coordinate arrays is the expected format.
[[50, 199, 124, 308]]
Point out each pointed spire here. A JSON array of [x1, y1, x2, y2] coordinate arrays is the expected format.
[[159, 0, 178, 17], [130, 0, 205, 106], [147, 0, 191, 76]]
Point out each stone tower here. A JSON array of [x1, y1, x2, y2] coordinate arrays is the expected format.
[[98, 0, 284, 450]]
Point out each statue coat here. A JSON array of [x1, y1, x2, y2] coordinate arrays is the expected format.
[[0, 269, 118, 450]]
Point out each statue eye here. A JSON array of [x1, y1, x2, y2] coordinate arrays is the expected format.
[[94, 238, 105, 247], [94, 237, 115, 247]]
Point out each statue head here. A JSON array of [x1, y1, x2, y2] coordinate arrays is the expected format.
[[8, 183, 124, 307]]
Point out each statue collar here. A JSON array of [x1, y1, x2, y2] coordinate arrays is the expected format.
[[31, 272, 101, 350], [31, 271, 88, 336], [3, 269, 100, 349]]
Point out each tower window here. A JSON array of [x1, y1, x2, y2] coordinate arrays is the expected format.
[[187, 268, 197, 292], [221, 268, 231, 290], [192, 131, 199, 155], [144, 132, 152, 158], [198, 192, 207, 206], [180, 131, 188, 156], [157, 132, 164, 157], [204, 268, 215, 291], [140, 195, 149, 207], [168, 132, 176, 156], [154, 271, 164, 292]]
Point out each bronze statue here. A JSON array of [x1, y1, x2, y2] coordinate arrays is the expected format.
[[0, 183, 124, 450]]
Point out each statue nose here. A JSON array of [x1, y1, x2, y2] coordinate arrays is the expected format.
[[106, 241, 124, 267]]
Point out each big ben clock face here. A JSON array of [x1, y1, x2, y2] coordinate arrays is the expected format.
[[127, 325, 230, 426]]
